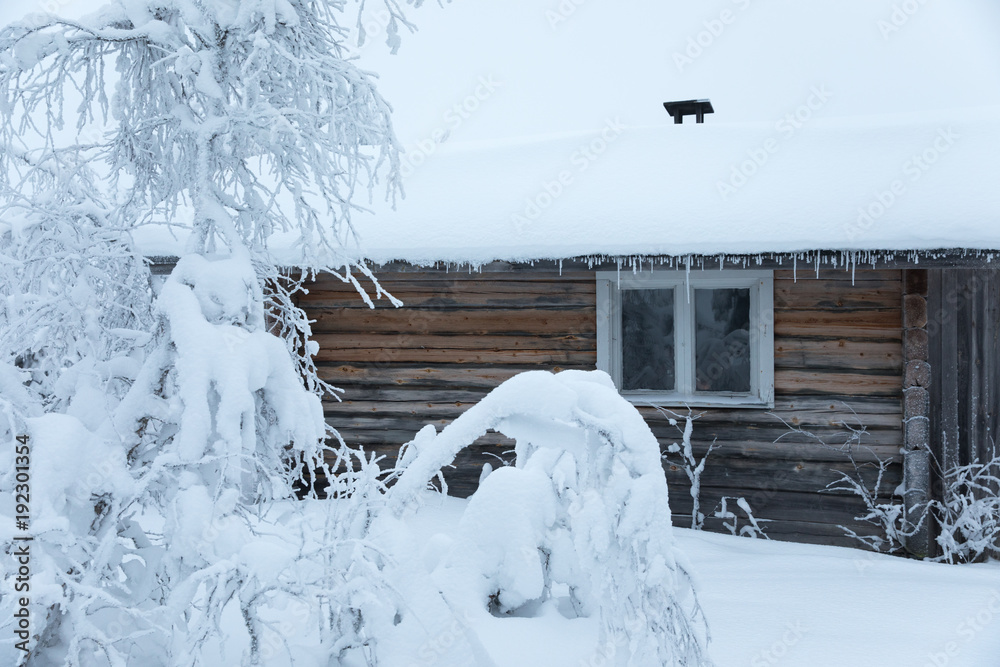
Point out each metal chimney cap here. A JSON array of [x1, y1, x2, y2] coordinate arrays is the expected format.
[[663, 99, 714, 124]]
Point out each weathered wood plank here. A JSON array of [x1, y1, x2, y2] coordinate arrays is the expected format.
[[663, 457, 901, 494], [320, 335, 900, 369], [309, 270, 596, 287], [302, 281, 596, 309], [330, 424, 903, 463], [317, 364, 590, 388], [311, 308, 597, 334], [774, 269, 902, 282], [774, 369, 902, 396], [314, 333, 596, 352], [774, 338, 902, 371], [330, 413, 903, 446], [673, 517, 881, 548], [774, 279, 902, 310], [667, 486, 895, 527], [326, 398, 901, 427], [316, 347, 596, 365], [305, 277, 598, 291], [774, 309, 902, 339]]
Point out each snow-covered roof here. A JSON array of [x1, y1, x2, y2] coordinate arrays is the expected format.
[[336, 0, 1000, 265], [11, 1, 999, 265], [343, 108, 1000, 265]]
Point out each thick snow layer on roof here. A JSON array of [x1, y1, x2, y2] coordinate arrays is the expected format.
[[339, 0, 1000, 264], [8, 1, 1000, 264], [342, 107, 1000, 265]]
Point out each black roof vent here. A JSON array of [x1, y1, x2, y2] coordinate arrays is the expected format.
[[663, 99, 714, 124]]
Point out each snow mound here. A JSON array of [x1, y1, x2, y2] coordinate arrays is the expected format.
[[392, 369, 711, 666]]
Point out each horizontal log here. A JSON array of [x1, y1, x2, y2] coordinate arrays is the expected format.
[[662, 457, 901, 495], [326, 386, 494, 403], [774, 269, 902, 282], [329, 424, 903, 463], [306, 294, 596, 310], [301, 282, 596, 309], [311, 308, 596, 335], [314, 333, 596, 352], [309, 270, 596, 287], [667, 486, 894, 526], [316, 346, 597, 365], [327, 399, 903, 446], [326, 398, 901, 426], [774, 338, 902, 371], [318, 364, 591, 388], [324, 388, 905, 424], [774, 369, 902, 396], [323, 363, 902, 397], [774, 279, 902, 310], [773, 309, 902, 339], [327, 413, 904, 447], [305, 277, 597, 291], [638, 399, 901, 427], [675, 517, 882, 548]]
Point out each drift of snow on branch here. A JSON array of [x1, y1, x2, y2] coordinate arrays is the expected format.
[[390, 369, 712, 667]]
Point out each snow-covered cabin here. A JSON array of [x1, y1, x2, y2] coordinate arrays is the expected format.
[[302, 1, 1000, 554], [146, 1, 1000, 553]]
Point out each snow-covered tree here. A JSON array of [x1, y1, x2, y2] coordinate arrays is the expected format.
[[389, 370, 712, 666], [0, 0, 420, 663]]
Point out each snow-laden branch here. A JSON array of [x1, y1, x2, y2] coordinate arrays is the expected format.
[[389, 370, 712, 666]]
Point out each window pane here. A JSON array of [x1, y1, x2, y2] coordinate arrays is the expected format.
[[695, 288, 751, 393], [622, 289, 675, 391]]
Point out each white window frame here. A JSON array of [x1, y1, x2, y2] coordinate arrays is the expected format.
[[597, 269, 774, 408]]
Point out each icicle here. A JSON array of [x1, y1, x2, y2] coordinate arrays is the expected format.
[[684, 255, 691, 303]]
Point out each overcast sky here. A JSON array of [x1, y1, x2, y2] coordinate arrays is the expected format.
[[2, 0, 999, 145]]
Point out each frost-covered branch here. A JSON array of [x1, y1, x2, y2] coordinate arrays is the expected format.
[[925, 437, 1000, 564], [654, 406, 717, 530], [0, 0, 423, 664], [772, 408, 915, 554]]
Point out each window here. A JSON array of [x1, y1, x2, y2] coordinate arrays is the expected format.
[[597, 270, 774, 408]]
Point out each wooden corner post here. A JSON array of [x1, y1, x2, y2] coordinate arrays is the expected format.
[[902, 269, 932, 557]]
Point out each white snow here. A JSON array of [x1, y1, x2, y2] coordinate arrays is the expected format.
[[391, 493, 1000, 667], [389, 369, 709, 664], [125, 0, 1000, 265], [335, 109, 1000, 265]]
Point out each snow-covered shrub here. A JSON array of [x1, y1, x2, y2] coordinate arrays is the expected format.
[[926, 440, 1000, 564], [774, 413, 913, 554], [656, 407, 717, 530], [655, 407, 767, 539], [711, 496, 769, 540], [390, 370, 712, 666], [823, 452, 912, 554], [815, 427, 1000, 563]]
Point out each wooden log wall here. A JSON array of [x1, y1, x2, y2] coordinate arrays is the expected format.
[[928, 269, 1000, 484], [306, 266, 905, 548]]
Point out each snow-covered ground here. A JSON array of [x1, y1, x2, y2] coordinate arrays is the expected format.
[[400, 494, 1000, 667]]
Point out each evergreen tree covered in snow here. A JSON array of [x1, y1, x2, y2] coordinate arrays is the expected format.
[[0, 0, 418, 664]]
